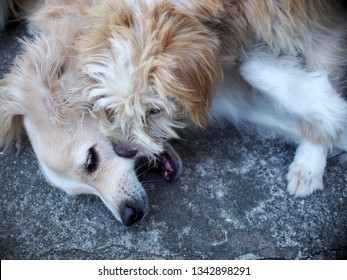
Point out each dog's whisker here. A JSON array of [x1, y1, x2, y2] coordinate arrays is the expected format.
[[141, 178, 168, 184], [134, 163, 153, 176]]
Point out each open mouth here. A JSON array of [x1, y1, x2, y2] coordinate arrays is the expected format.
[[136, 143, 182, 181]]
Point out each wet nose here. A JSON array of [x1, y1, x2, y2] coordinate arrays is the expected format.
[[121, 200, 145, 226], [113, 143, 137, 158]]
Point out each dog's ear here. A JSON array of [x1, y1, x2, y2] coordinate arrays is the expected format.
[[154, 49, 220, 127], [0, 81, 23, 150], [0, 34, 69, 150], [169, 49, 221, 127], [147, 5, 221, 127]]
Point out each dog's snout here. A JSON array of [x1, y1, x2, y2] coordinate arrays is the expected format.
[[113, 143, 137, 158], [121, 200, 145, 226]]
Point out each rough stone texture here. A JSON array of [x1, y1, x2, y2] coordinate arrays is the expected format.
[[1, 21, 346, 260]]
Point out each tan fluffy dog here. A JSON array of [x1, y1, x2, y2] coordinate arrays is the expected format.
[[2, 0, 347, 198], [0, 27, 150, 226]]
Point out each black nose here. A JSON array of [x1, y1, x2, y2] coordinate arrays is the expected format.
[[113, 143, 137, 158], [121, 201, 145, 226]]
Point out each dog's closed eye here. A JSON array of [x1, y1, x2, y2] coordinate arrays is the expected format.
[[85, 147, 99, 173], [147, 108, 162, 116]]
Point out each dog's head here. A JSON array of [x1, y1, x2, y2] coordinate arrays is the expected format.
[[0, 35, 148, 226], [77, 0, 221, 158]]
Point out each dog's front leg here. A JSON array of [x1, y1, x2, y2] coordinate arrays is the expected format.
[[239, 47, 347, 196]]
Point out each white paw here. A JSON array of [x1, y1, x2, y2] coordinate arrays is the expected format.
[[287, 163, 324, 197]]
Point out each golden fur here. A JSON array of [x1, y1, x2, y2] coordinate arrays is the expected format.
[[2, 0, 347, 198], [17, 0, 345, 154]]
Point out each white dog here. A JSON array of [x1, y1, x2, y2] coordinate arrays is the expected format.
[[0, 29, 151, 227], [2, 0, 347, 198]]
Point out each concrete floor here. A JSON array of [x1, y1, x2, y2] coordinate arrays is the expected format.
[[0, 21, 346, 260]]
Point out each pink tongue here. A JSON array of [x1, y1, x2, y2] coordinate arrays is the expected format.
[[162, 155, 174, 180], [163, 157, 173, 172]]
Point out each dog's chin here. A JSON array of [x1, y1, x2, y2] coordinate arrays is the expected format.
[[136, 143, 182, 182]]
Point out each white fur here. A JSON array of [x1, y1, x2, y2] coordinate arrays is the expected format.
[[287, 141, 327, 197], [85, 39, 135, 112], [211, 47, 347, 196], [239, 49, 347, 142]]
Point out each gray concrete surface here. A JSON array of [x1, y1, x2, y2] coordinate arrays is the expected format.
[[1, 21, 346, 260]]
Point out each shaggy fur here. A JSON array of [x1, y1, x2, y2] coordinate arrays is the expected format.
[[0, 26, 149, 226], [2, 0, 347, 198]]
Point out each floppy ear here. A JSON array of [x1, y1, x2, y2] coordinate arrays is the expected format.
[[168, 45, 221, 127], [147, 4, 222, 127], [0, 32, 75, 151], [0, 80, 23, 150], [153, 44, 221, 127]]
